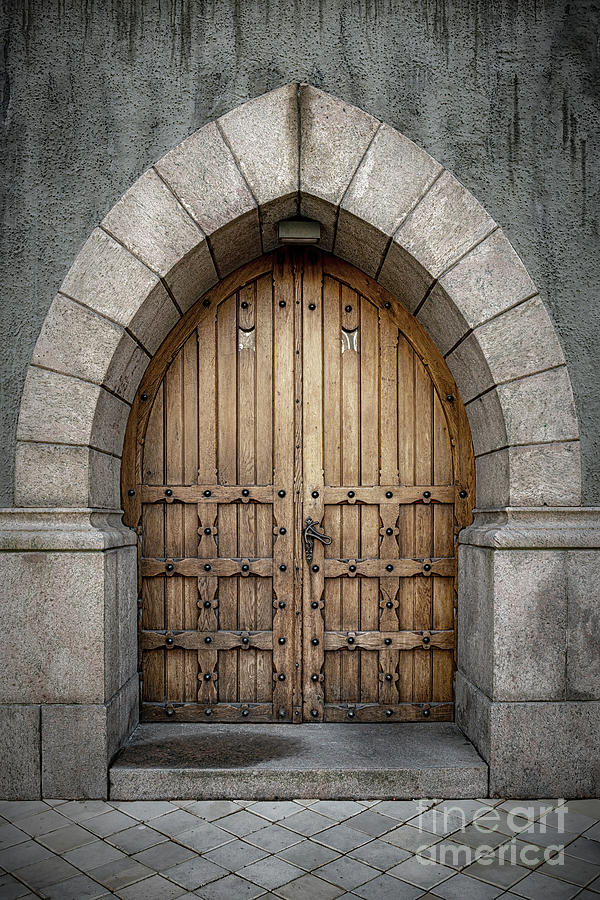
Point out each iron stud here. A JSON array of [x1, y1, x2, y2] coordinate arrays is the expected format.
[[166, 636, 174, 646], [279, 300, 286, 307], [311, 674, 319, 682], [385, 673, 393, 681], [205, 708, 212, 715], [422, 708, 431, 717], [446, 394, 455, 402], [386, 527, 393, 535], [278, 637, 286, 645], [241, 301, 248, 309], [166, 707, 174, 717], [423, 490, 431, 498], [203, 490, 212, 497], [204, 636, 212, 644], [386, 709, 393, 716], [241, 636, 250, 645], [459, 490, 468, 498], [349, 564, 357, 573], [204, 527, 212, 534], [128, 489, 135, 496], [311, 709, 319, 718], [347, 490, 355, 498], [166, 563, 174, 572], [141, 393, 148, 401], [384, 301, 391, 309], [279, 527, 287, 535], [242, 489, 250, 497], [279, 601, 286, 608], [203, 298, 210, 307], [312, 564, 319, 572], [311, 490, 319, 498], [278, 673, 286, 681], [279, 564, 287, 571], [347, 636, 355, 644], [278, 489, 286, 497], [311, 638, 319, 646], [242, 709, 249, 717], [422, 635, 430, 644], [385, 491, 393, 498], [423, 563, 431, 572], [242, 564, 250, 572], [204, 564, 212, 571], [165, 489, 173, 497], [347, 710, 355, 718], [386, 601, 393, 609], [345, 305, 352, 312], [203, 600, 212, 608], [204, 673, 211, 681], [384, 638, 392, 646], [311, 601, 319, 609], [308, 303, 316, 310], [386, 564, 394, 572]]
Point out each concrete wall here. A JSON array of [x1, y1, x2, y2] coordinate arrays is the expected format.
[[0, 0, 598, 505]]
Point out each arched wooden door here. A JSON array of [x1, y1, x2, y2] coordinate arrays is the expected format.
[[122, 248, 474, 724]]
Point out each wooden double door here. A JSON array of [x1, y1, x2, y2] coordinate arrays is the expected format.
[[122, 248, 474, 724]]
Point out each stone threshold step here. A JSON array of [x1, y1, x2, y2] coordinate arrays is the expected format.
[[109, 722, 488, 800]]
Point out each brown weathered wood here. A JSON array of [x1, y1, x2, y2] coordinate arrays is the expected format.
[[141, 703, 274, 722], [142, 558, 275, 577], [323, 702, 453, 722], [141, 486, 275, 504], [141, 630, 274, 651], [322, 629, 454, 651]]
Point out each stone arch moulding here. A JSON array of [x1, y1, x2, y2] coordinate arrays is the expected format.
[[5, 83, 598, 803]]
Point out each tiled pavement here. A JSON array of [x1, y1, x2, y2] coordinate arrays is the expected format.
[[1, 797, 600, 899]]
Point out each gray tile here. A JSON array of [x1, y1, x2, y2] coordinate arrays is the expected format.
[[574, 891, 600, 900], [164, 856, 227, 890], [176, 823, 234, 853], [85, 810, 139, 838], [278, 839, 340, 870], [388, 856, 454, 889], [116, 873, 187, 899], [417, 839, 480, 868], [588, 872, 600, 891], [539, 810, 597, 835], [560, 836, 600, 864], [89, 856, 154, 890], [59, 800, 114, 822], [106, 824, 168, 854], [561, 800, 600, 820], [64, 839, 125, 870], [217, 811, 268, 836], [348, 838, 411, 870], [37, 822, 98, 853], [347, 811, 399, 838], [510, 870, 581, 899], [495, 838, 557, 869], [411, 809, 472, 837], [462, 857, 529, 889], [450, 823, 508, 850], [43, 873, 110, 899], [0, 823, 29, 851], [185, 801, 240, 821], [282, 809, 336, 836], [584, 821, 600, 841], [195, 872, 265, 899], [0, 840, 54, 870], [238, 855, 303, 889], [111, 801, 178, 821], [354, 872, 424, 899], [275, 872, 345, 900], [152, 810, 202, 837], [0, 874, 32, 899], [13, 855, 80, 889], [430, 871, 503, 899], [376, 800, 435, 822], [518, 825, 579, 850], [0, 802, 50, 822], [133, 841, 196, 870], [314, 824, 372, 852], [16, 809, 72, 837], [244, 823, 302, 852], [381, 824, 441, 852], [246, 801, 301, 821], [311, 801, 366, 820], [536, 853, 600, 886], [204, 838, 268, 870], [476, 809, 532, 836], [316, 856, 380, 889]]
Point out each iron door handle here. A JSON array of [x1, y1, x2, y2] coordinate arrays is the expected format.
[[304, 518, 332, 563]]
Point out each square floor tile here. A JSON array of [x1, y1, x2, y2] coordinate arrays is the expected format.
[[16, 809, 71, 837], [462, 857, 529, 889], [538, 809, 597, 835], [239, 855, 303, 889], [0, 874, 32, 899], [204, 838, 268, 870], [0, 801, 50, 822], [37, 822, 97, 853], [420, 838, 496, 869], [59, 800, 113, 822], [165, 855, 227, 889], [282, 809, 336, 836], [376, 800, 435, 822], [584, 821, 600, 841], [64, 839, 125, 870], [348, 810, 399, 837], [13, 855, 80, 889], [244, 823, 302, 852], [510, 870, 582, 899], [116, 873, 187, 899], [560, 835, 600, 864], [316, 855, 380, 889], [516, 825, 579, 850], [176, 822, 234, 853], [495, 838, 555, 869], [0, 840, 54, 870], [246, 801, 301, 821], [217, 810, 268, 836], [185, 801, 240, 821], [450, 823, 508, 850], [133, 840, 196, 870], [313, 823, 372, 852], [430, 871, 503, 899], [275, 872, 345, 900], [84, 809, 138, 838], [411, 809, 470, 837], [564, 799, 600, 820], [152, 809, 201, 837], [195, 872, 265, 899], [311, 801, 366, 820], [111, 801, 178, 821], [278, 838, 340, 870], [476, 809, 532, 836], [388, 856, 454, 889], [381, 824, 441, 852], [536, 853, 600, 886], [0, 823, 30, 851], [106, 824, 167, 854], [89, 856, 154, 890], [354, 872, 424, 900], [43, 873, 109, 899], [349, 838, 411, 870]]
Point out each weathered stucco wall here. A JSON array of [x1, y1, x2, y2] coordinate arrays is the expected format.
[[1, 0, 598, 504]]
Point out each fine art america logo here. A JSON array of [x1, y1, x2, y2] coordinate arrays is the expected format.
[[413, 801, 569, 868]]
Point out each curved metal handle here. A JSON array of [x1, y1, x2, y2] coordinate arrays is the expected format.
[[304, 517, 332, 563]]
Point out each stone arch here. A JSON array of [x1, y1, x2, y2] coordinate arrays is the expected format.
[[6, 84, 591, 801]]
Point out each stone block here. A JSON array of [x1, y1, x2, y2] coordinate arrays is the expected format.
[[474, 449, 509, 509], [377, 239, 434, 313], [299, 195, 337, 252], [417, 286, 471, 358], [209, 208, 263, 277], [107, 674, 139, 761], [393, 171, 496, 280], [0, 705, 41, 799], [104, 547, 138, 700], [333, 210, 388, 277], [300, 84, 380, 207], [474, 296, 565, 385], [566, 550, 600, 699], [102, 169, 218, 313], [465, 389, 507, 457], [42, 705, 108, 799], [1, 550, 106, 704], [17, 367, 101, 447], [91, 388, 130, 458], [498, 367, 578, 446], [508, 441, 582, 507], [88, 449, 122, 510], [32, 293, 124, 386], [0, 509, 137, 553], [455, 671, 490, 763], [103, 332, 150, 404], [15, 441, 90, 508], [457, 545, 494, 697], [436, 228, 537, 329], [260, 195, 299, 252], [446, 332, 494, 404]]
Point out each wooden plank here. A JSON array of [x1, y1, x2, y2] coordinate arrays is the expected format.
[[141, 486, 275, 504], [142, 630, 274, 651], [142, 558, 275, 577], [182, 332, 200, 699], [413, 353, 434, 703], [141, 702, 274, 723], [323, 702, 453, 722], [322, 558, 456, 578], [322, 629, 454, 651], [433, 387, 455, 702], [397, 334, 415, 702]]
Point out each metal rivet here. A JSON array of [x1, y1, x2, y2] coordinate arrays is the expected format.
[[385, 673, 393, 681], [312, 565, 319, 572], [204, 672, 211, 681], [386, 564, 394, 572], [242, 564, 250, 572], [311, 638, 319, 646], [166, 636, 174, 646], [204, 527, 212, 534], [384, 301, 391, 309], [141, 393, 148, 401], [311, 490, 319, 498], [166, 564, 174, 572], [242, 636, 250, 645], [278, 673, 286, 681], [385, 491, 393, 498], [349, 565, 357, 573], [203, 490, 212, 497], [279, 527, 287, 535], [279, 300, 286, 307], [278, 489, 286, 497], [242, 489, 250, 497], [279, 601, 286, 609], [308, 303, 316, 310], [347, 491, 355, 498], [203, 600, 212, 608], [386, 709, 393, 716], [311, 601, 319, 609], [242, 709, 249, 717], [205, 707, 212, 715], [459, 490, 468, 498], [384, 638, 392, 646], [279, 564, 287, 572], [446, 394, 455, 403], [204, 564, 212, 571], [423, 491, 431, 499], [166, 707, 175, 717], [386, 601, 393, 609], [423, 563, 431, 572], [128, 489, 135, 496], [204, 636, 212, 644], [386, 527, 393, 535], [165, 489, 173, 497], [345, 305, 352, 313], [347, 710, 355, 718], [203, 298, 210, 307], [347, 636, 355, 645], [423, 635, 431, 644], [241, 301, 248, 309], [311, 709, 319, 718], [423, 708, 431, 717], [279, 637, 286, 645], [311, 673, 319, 682]]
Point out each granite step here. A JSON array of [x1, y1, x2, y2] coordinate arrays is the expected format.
[[109, 722, 488, 800]]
